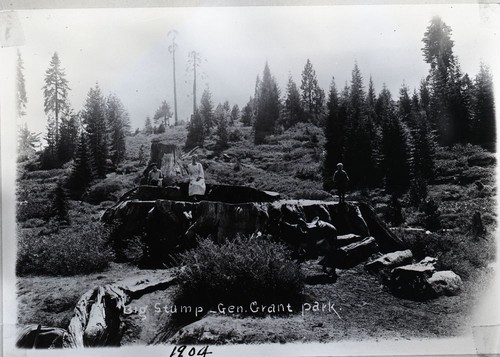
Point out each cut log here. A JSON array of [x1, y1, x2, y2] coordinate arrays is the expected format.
[[67, 284, 128, 348], [67, 288, 95, 347], [365, 249, 413, 274], [336, 233, 363, 248], [118, 275, 177, 300], [335, 236, 379, 269]]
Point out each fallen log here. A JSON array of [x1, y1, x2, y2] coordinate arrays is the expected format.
[[335, 236, 379, 269]]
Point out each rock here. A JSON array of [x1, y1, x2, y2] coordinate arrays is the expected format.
[[389, 257, 438, 300], [428, 271, 463, 296], [335, 237, 379, 269], [337, 233, 363, 248], [365, 249, 413, 275]]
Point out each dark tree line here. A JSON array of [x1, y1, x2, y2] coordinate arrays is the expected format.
[[184, 86, 241, 150], [67, 84, 131, 196], [39, 53, 130, 180], [229, 16, 494, 198]]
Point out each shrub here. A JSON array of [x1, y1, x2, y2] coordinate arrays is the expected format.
[[83, 180, 124, 205], [397, 228, 495, 279], [176, 235, 304, 311], [16, 200, 52, 222], [17, 222, 114, 276], [228, 129, 243, 142], [294, 164, 321, 181]]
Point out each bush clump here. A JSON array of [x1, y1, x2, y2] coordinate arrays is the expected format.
[[17, 222, 114, 276], [176, 235, 304, 311]]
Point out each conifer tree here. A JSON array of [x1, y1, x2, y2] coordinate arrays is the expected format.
[[153, 100, 173, 127], [144, 116, 153, 135], [215, 104, 230, 150], [56, 111, 79, 164], [241, 98, 254, 127], [199, 88, 215, 134], [106, 94, 130, 166], [381, 98, 410, 194], [51, 179, 70, 224], [42, 52, 71, 145], [281, 75, 304, 129], [254, 62, 280, 144], [81, 84, 108, 178], [472, 63, 495, 151], [366, 76, 378, 124], [343, 63, 377, 187], [16, 49, 28, 118], [67, 132, 93, 197], [300, 59, 324, 123], [323, 78, 341, 190], [185, 109, 205, 149], [398, 83, 412, 124], [17, 123, 40, 162], [230, 104, 240, 125], [422, 16, 457, 145], [40, 118, 58, 169]]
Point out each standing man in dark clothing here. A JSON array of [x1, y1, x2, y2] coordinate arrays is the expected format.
[[333, 163, 349, 203]]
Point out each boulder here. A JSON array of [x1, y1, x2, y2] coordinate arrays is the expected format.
[[428, 270, 463, 296], [335, 237, 379, 269], [365, 249, 413, 275], [337, 233, 363, 248], [389, 257, 438, 300]]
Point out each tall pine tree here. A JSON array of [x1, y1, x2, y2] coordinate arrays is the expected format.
[[42, 52, 71, 146], [67, 132, 93, 197], [106, 94, 130, 166], [81, 84, 108, 179], [185, 109, 205, 149], [16, 49, 28, 118], [281, 75, 304, 129], [254, 62, 281, 144], [472, 63, 495, 151], [300, 59, 324, 124], [199, 88, 215, 135]]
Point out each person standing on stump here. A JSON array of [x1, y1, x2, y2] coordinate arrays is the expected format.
[[187, 155, 206, 201], [147, 163, 163, 186], [333, 163, 349, 203]]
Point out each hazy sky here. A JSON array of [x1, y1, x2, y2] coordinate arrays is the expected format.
[[14, 4, 500, 134]]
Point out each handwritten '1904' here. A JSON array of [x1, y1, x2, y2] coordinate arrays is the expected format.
[[169, 345, 212, 357]]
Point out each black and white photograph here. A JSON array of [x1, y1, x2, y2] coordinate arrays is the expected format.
[[1, 2, 499, 356]]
